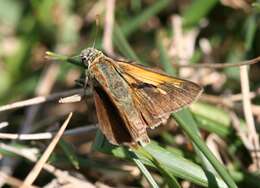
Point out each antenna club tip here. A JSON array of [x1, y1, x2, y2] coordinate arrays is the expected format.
[[44, 51, 68, 61], [46, 51, 52, 55]]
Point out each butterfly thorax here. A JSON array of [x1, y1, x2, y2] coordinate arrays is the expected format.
[[80, 48, 103, 68]]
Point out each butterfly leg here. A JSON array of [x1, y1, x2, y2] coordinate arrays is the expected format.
[[75, 70, 89, 88], [84, 69, 89, 89], [75, 78, 85, 87]]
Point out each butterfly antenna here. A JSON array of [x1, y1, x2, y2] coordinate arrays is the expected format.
[[92, 15, 100, 48]]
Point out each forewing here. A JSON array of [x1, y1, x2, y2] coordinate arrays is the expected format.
[[91, 58, 150, 145], [117, 60, 203, 128]]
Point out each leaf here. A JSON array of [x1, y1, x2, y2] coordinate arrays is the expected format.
[[93, 131, 228, 188], [59, 139, 80, 169]]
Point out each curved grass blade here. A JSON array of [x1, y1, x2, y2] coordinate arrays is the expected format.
[[136, 146, 182, 188], [174, 109, 237, 188], [93, 131, 228, 188], [182, 0, 218, 27], [122, 0, 171, 36], [59, 139, 79, 169], [132, 157, 159, 188]]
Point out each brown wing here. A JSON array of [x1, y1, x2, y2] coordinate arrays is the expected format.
[[116, 60, 203, 128], [93, 85, 134, 146], [91, 57, 151, 146]]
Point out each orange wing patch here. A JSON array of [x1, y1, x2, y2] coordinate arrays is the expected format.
[[115, 60, 203, 128], [117, 61, 184, 87]]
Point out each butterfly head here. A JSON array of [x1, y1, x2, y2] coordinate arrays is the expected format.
[[80, 48, 103, 68]]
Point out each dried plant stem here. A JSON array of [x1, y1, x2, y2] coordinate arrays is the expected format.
[[0, 125, 96, 140], [103, 0, 116, 56], [206, 134, 225, 164], [230, 112, 252, 149], [59, 94, 82, 103], [0, 142, 95, 188], [200, 90, 260, 108], [0, 89, 85, 112], [172, 56, 260, 69], [240, 66, 260, 169], [0, 171, 38, 188], [0, 122, 9, 129], [21, 113, 72, 188], [0, 64, 60, 187]]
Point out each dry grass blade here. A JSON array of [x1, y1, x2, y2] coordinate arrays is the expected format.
[[59, 94, 82, 103], [0, 122, 9, 129], [200, 90, 260, 108], [0, 132, 54, 140], [0, 171, 38, 188], [0, 89, 84, 112], [20, 113, 73, 188], [0, 125, 96, 140], [240, 66, 260, 169], [172, 56, 260, 69], [103, 0, 116, 56], [0, 142, 95, 187]]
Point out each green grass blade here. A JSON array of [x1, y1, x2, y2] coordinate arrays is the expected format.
[[190, 102, 231, 126], [93, 131, 228, 188], [156, 30, 177, 75], [193, 114, 232, 138], [245, 15, 257, 51], [174, 109, 237, 188], [93, 130, 158, 187], [59, 139, 80, 169], [183, 0, 218, 27], [137, 147, 182, 188], [113, 24, 144, 64], [157, 165, 181, 188], [156, 31, 218, 173], [132, 157, 159, 188], [122, 0, 171, 36]]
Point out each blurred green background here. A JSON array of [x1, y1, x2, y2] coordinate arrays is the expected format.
[[0, 0, 259, 103], [1, 0, 260, 188]]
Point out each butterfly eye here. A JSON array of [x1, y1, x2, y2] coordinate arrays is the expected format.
[[81, 55, 87, 62], [80, 55, 89, 67]]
